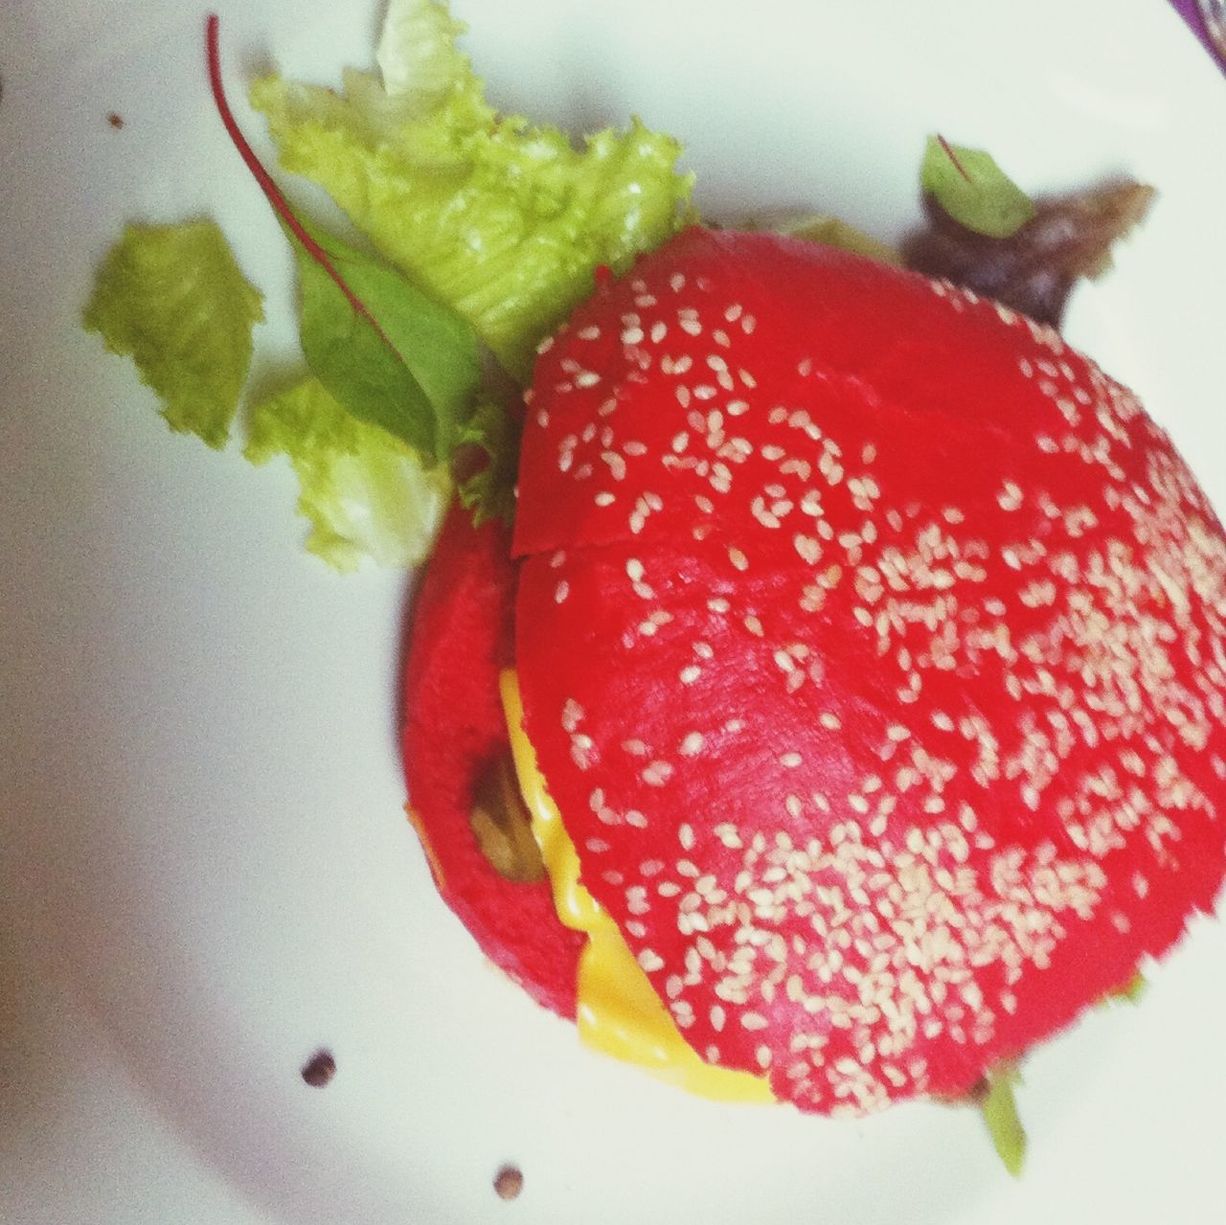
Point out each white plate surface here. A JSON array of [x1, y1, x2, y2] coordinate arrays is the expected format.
[[2, 2, 1225, 1223]]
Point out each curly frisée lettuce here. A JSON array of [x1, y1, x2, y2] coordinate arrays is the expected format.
[[246, 377, 450, 571], [86, 0, 693, 571], [249, 0, 695, 381]]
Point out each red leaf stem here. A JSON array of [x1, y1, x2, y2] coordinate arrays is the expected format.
[[936, 132, 973, 184], [204, 13, 390, 341]]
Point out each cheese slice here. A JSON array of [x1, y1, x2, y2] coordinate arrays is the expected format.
[[501, 670, 773, 1104]]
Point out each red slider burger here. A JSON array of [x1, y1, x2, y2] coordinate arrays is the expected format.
[[402, 227, 1226, 1119]]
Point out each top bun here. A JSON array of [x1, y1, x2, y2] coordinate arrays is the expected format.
[[512, 227, 1226, 1113]]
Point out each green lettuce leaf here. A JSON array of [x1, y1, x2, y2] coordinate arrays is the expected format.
[[375, 0, 483, 113], [1100, 969, 1148, 1006], [456, 397, 521, 525], [921, 135, 1036, 239], [245, 376, 450, 571], [83, 219, 264, 448], [290, 216, 480, 464], [249, 0, 694, 381], [979, 1064, 1027, 1177]]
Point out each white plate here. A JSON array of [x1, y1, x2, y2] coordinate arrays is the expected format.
[[2, 2, 1225, 1222]]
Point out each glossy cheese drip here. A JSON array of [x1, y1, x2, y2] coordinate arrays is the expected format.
[[500, 671, 773, 1104]]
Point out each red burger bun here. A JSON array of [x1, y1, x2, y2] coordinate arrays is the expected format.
[[510, 227, 1226, 1114], [401, 509, 582, 1019]]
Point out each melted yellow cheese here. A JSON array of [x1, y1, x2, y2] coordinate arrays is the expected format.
[[500, 671, 773, 1104]]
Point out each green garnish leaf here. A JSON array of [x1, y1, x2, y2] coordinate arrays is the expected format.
[[206, 17, 481, 466], [291, 217, 481, 465], [83, 219, 263, 448], [456, 398, 521, 525], [921, 135, 1037, 239], [245, 376, 450, 572], [250, 0, 695, 382], [978, 1064, 1027, 1177], [1101, 970, 1148, 1006]]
